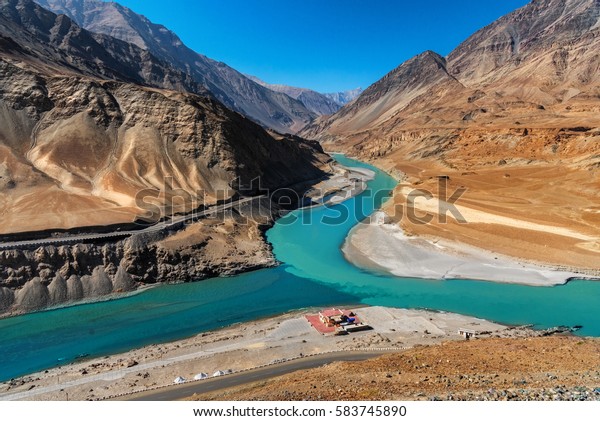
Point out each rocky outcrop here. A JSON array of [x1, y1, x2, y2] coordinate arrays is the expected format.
[[15, 277, 49, 311], [66, 275, 83, 301], [0, 286, 14, 312], [48, 273, 67, 304], [112, 266, 135, 293], [0, 207, 281, 316]]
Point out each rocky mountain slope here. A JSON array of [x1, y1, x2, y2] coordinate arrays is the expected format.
[[302, 51, 462, 136], [304, 0, 600, 138], [0, 0, 206, 92], [246, 75, 342, 116], [302, 0, 600, 270], [34, 0, 317, 133], [0, 0, 331, 315]]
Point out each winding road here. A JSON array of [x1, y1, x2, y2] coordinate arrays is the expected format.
[[0, 195, 266, 251], [117, 351, 392, 401]]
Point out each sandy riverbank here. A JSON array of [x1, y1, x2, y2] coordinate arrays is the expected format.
[[304, 164, 375, 207], [343, 214, 593, 286], [0, 306, 526, 401]]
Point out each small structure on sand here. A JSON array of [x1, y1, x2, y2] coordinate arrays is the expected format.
[[305, 308, 372, 335], [458, 328, 477, 340]]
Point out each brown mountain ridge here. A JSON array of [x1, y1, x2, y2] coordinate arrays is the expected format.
[[34, 0, 318, 133], [0, 0, 331, 314], [302, 0, 600, 270], [0, 0, 330, 235]]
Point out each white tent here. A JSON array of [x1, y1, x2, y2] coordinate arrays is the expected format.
[[194, 373, 209, 380], [173, 376, 186, 384]]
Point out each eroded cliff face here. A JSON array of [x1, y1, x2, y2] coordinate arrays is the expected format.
[[0, 61, 329, 234], [0, 200, 281, 316]]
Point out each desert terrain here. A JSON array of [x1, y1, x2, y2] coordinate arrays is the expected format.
[[195, 335, 600, 401], [343, 215, 593, 286], [375, 146, 600, 272]]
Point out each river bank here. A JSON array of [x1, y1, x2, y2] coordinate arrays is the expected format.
[[343, 215, 595, 286], [302, 163, 375, 208], [0, 159, 372, 319], [0, 306, 517, 401]]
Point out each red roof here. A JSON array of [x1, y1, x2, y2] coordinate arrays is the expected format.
[[305, 309, 361, 335], [305, 315, 337, 334]]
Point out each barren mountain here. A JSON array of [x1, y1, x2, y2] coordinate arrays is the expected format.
[[302, 51, 462, 137], [34, 0, 317, 133], [0, 0, 331, 314], [302, 0, 600, 270], [0, 0, 329, 234], [0, 0, 206, 92], [246, 75, 342, 116]]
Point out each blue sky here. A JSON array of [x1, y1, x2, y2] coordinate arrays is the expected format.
[[115, 0, 530, 93]]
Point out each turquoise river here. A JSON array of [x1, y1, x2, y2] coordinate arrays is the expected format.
[[1, 155, 599, 382]]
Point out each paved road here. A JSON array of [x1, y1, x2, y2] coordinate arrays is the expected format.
[[118, 351, 391, 401], [0, 195, 266, 251]]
